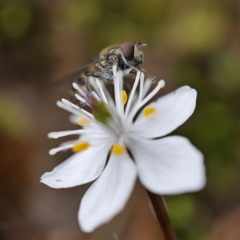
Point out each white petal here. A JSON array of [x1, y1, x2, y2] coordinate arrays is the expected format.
[[129, 136, 206, 195], [40, 143, 111, 189], [79, 152, 137, 232], [132, 86, 197, 138]]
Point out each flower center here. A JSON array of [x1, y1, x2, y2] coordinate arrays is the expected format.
[[47, 68, 165, 156]]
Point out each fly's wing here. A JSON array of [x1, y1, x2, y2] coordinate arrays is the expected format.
[[51, 56, 105, 89]]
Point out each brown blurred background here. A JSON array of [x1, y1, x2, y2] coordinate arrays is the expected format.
[[1, 0, 240, 239]]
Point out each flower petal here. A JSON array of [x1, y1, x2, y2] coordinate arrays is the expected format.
[[129, 136, 205, 195], [40, 143, 111, 189], [79, 152, 137, 232], [132, 86, 197, 138]]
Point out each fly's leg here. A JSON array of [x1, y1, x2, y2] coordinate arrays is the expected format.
[[129, 68, 156, 82]]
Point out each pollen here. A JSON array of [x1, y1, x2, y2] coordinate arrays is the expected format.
[[143, 106, 157, 120], [76, 116, 91, 126], [72, 141, 90, 153], [111, 143, 125, 155], [121, 90, 128, 105]]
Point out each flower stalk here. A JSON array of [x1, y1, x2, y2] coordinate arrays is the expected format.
[[147, 191, 178, 240]]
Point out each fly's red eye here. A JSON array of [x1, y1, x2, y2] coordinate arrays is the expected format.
[[121, 43, 134, 60]]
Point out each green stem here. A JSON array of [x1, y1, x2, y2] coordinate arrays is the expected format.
[[147, 191, 178, 240]]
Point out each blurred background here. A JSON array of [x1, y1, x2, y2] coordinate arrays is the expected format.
[[0, 0, 240, 239]]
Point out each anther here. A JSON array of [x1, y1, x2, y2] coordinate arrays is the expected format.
[[76, 116, 91, 126], [111, 143, 126, 155], [72, 141, 90, 153], [121, 90, 128, 105], [143, 106, 157, 120]]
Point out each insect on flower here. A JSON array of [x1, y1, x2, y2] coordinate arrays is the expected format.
[[55, 42, 155, 92], [42, 62, 206, 232]]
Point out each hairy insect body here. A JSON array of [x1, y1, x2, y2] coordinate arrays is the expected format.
[[57, 42, 154, 96]]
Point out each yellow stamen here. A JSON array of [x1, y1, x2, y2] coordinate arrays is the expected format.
[[76, 116, 91, 126], [121, 90, 128, 105], [111, 143, 125, 155], [72, 141, 90, 152], [143, 106, 157, 120]]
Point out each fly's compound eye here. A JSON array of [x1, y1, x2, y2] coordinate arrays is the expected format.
[[121, 43, 134, 60]]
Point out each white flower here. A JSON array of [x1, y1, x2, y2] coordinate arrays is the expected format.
[[41, 66, 206, 232]]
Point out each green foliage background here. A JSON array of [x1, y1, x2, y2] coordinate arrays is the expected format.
[[0, 0, 240, 239]]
